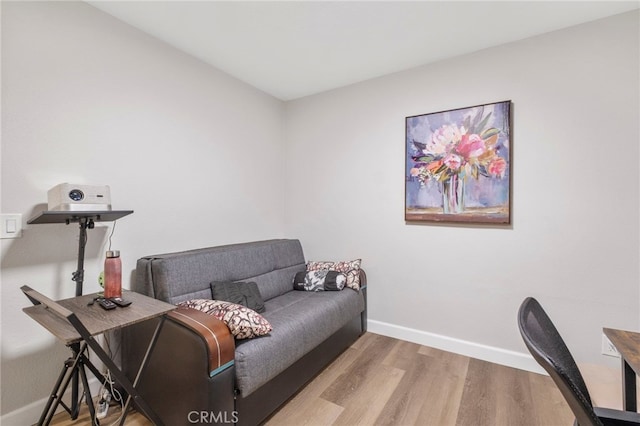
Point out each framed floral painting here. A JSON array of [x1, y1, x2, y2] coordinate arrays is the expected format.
[[405, 100, 511, 224]]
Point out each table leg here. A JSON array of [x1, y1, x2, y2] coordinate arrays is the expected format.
[[119, 316, 167, 425], [622, 358, 637, 412]]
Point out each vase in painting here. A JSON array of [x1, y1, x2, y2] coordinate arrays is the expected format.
[[443, 174, 465, 214]]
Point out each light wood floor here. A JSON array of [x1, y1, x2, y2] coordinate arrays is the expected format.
[[49, 332, 573, 426], [265, 332, 573, 426]]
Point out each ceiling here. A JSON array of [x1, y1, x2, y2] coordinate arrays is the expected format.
[[87, 1, 639, 101]]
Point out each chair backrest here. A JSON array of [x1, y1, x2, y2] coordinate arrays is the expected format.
[[518, 297, 603, 426]]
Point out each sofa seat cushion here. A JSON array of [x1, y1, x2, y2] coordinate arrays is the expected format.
[[233, 289, 365, 397]]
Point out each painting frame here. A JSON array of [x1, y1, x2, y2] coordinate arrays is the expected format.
[[405, 100, 512, 224]]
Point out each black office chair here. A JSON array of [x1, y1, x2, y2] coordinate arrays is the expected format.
[[518, 297, 640, 426]]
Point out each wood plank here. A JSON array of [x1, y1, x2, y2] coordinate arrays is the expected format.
[[529, 369, 576, 426], [414, 348, 470, 426], [332, 363, 404, 425], [320, 333, 396, 405], [456, 357, 498, 426], [494, 362, 534, 426], [381, 338, 423, 370], [266, 397, 344, 426], [375, 351, 434, 425]]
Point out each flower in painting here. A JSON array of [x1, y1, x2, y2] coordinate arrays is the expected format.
[[410, 107, 507, 186], [426, 159, 443, 174], [455, 133, 486, 159], [426, 124, 463, 155], [443, 153, 462, 171], [488, 157, 507, 178]]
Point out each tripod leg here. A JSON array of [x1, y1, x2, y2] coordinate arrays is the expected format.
[[41, 344, 87, 426], [37, 357, 73, 426], [70, 343, 82, 419], [78, 361, 97, 424]]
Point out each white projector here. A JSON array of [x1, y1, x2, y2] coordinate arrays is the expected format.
[[47, 183, 112, 211]]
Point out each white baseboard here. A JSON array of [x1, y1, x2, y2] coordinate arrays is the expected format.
[[1, 377, 102, 426], [368, 319, 546, 375]]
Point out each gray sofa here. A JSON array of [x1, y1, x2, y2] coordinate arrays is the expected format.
[[122, 239, 367, 425]]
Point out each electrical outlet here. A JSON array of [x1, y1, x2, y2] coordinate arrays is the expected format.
[[602, 334, 620, 357]]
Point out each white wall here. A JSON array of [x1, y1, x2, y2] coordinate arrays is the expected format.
[[284, 11, 639, 370], [1, 1, 286, 419]]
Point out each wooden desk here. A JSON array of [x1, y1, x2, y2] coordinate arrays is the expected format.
[[24, 289, 173, 343], [23, 287, 175, 425], [603, 328, 640, 412]]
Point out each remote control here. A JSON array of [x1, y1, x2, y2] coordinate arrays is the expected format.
[[98, 298, 116, 310], [110, 297, 132, 307]]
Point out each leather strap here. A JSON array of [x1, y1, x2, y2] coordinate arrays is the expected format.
[[168, 307, 235, 375]]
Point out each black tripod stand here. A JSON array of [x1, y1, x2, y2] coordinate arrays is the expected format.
[[38, 341, 105, 424], [62, 216, 97, 422], [27, 210, 133, 424]]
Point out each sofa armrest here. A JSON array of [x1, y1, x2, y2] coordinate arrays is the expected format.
[[168, 307, 235, 376], [359, 269, 368, 333], [359, 269, 367, 288]]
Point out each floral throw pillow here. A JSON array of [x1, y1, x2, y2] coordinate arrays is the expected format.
[[306, 259, 362, 291], [177, 299, 272, 340]]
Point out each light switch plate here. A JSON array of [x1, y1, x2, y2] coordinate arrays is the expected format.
[[1, 214, 23, 239]]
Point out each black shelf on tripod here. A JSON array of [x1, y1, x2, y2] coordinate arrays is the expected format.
[[27, 210, 133, 225]]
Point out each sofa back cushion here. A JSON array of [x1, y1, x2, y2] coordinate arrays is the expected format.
[[134, 239, 306, 304]]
